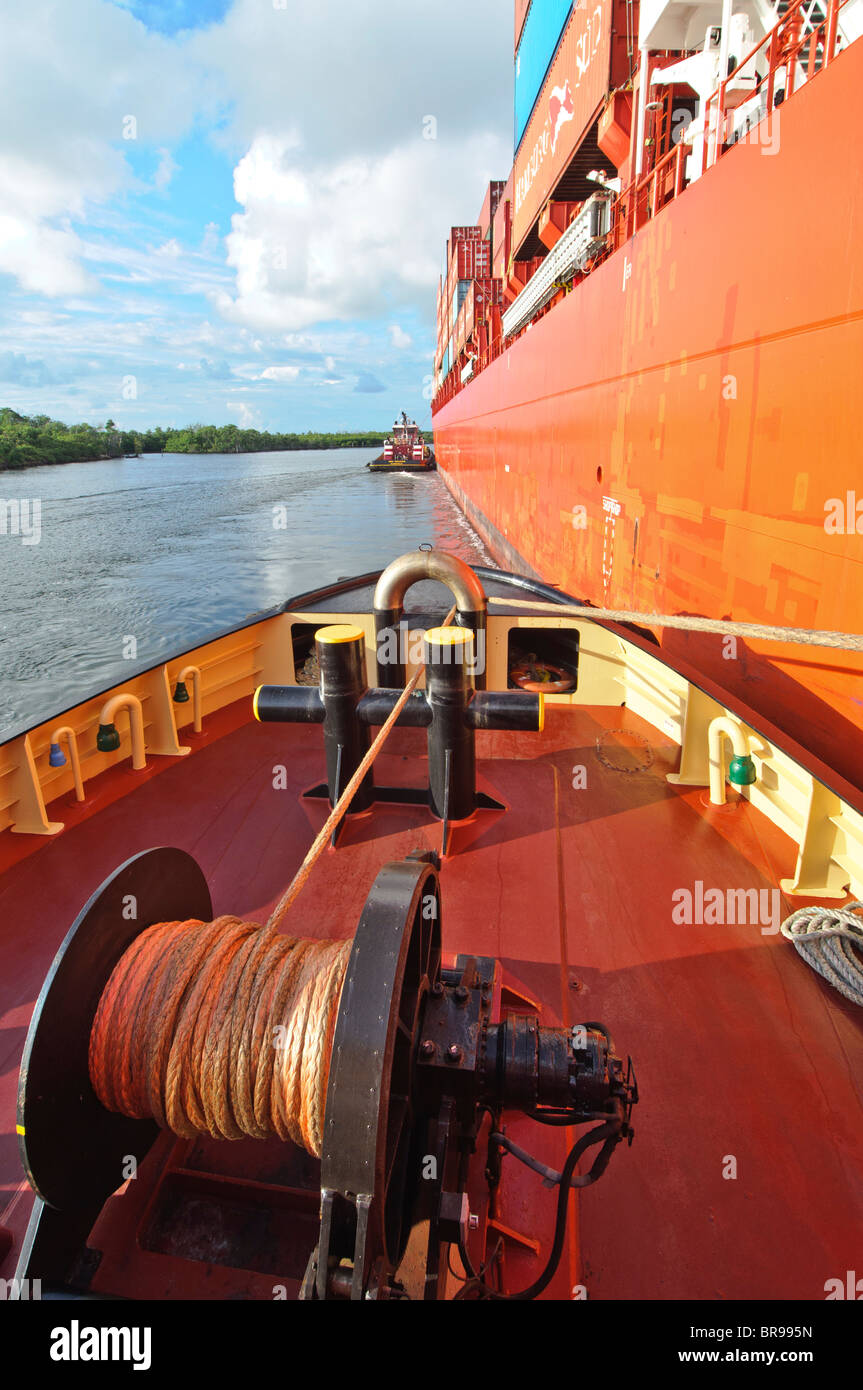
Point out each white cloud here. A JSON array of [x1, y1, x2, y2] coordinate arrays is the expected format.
[[0, 213, 94, 296], [216, 129, 508, 332], [258, 365, 300, 381], [153, 148, 179, 191], [0, 0, 215, 296], [226, 399, 257, 427], [201, 222, 222, 255], [190, 0, 511, 162], [0, 0, 513, 426], [154, 238, 183, 258]]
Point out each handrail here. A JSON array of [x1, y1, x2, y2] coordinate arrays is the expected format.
[[431, 0, 852, 414], [703, 0, 846, 173]]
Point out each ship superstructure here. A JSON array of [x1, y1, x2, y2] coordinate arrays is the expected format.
[[368, 412, 435, 470]]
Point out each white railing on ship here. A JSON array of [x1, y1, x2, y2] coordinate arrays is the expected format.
[[502, 192, 614, 339]]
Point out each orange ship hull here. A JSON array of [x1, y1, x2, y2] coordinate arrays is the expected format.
[[434, 40, 863, 790]]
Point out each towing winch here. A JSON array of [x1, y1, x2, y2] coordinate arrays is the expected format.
[[16, 847, 636, 1301]]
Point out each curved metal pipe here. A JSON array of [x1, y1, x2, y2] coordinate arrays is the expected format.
[[51, 725, 85, 802], [373, 549, 486, 616], [708, 715, 749, 805], [99, 693, 147, 771], [373, 549, 487, 689], [178, 664, 203, 733]]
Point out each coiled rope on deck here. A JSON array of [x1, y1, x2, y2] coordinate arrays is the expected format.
[[89, 917, 352, 1156], [780, 901, 863, 1006]]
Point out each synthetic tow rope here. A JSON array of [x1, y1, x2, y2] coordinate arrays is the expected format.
[[780, 902, 863, 1007], [487, 595, 863, 652], [89, 918, 351, 1156], [88, 606, 460, 1155]]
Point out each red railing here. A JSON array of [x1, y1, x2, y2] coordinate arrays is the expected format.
[[432, 0, 850, 415], [611, 139, 689, 250], [702, 0, 845, 172]]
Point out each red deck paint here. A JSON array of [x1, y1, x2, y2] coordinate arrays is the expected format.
[[1, 702, 860, 1298]]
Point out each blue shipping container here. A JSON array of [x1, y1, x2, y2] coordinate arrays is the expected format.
[[514, 0, 573, 149]]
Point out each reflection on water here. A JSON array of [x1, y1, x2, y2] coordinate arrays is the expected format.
[[0, 449, 493, 738]]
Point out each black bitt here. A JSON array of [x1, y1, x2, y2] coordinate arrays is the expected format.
[[255, 623, 543, 847], [424, 628, 478, 823], [254, 624, 374, 813]]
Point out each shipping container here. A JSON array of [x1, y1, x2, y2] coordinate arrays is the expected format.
[[451, 279, 471, 328], [465, 288, 474, 344], [515, 0, 573, 148], [478, 180, 507, 240], [450, 225, 483, 245], [492, 188, 512, 282], [464, 276, 506, 345], [512, 0, 616, 255], [450, 241, 491, 279], [514, 0, 532, 54]]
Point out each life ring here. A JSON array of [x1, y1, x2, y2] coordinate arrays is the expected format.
[[510, 661, 574, 693]]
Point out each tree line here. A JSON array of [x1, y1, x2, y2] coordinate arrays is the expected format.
[[0, 409, 386, 470]]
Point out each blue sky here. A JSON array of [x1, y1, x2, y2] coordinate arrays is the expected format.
[[0, 0, 513, 433]]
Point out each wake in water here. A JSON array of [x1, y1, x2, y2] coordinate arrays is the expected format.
[[0, 448, 493, 739]]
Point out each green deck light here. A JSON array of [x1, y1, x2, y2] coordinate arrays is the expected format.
[[96, 723, 121, 753], [173, 681, 190, 703], [728, 753, 756, 787]]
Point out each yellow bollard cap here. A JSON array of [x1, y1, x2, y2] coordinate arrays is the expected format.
[[424, 627, 472, 646], [315, 624, 365, 644]]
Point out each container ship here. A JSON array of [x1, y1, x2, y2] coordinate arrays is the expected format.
[[432, 0, 863, 794]]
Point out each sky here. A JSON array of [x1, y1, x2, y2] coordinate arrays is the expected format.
[[0, 0, 513, 434]]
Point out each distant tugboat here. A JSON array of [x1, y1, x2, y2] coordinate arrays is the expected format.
[[367, 412, 435, 471]]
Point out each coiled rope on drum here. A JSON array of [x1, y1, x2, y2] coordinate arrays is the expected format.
[[780, 901, 863, 1007], [89, 917, 351, 1156]]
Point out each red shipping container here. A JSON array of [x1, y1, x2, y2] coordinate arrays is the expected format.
[[478, 180, 506, 239], [492, 193, 512, 282], [452, 242, 491, 278], [465, 288, 474, 343], [450, 225, 482, 243], [515, 0, 531, 54]]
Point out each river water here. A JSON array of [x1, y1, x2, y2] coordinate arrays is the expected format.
[[0, 449, 492, 740]]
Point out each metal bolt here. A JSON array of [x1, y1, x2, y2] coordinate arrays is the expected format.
[[420, 1039, 435, 1058], [431, 981, 444, 997], [445, 1044, 463, 1063], [454, 984, 469, 1003]]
